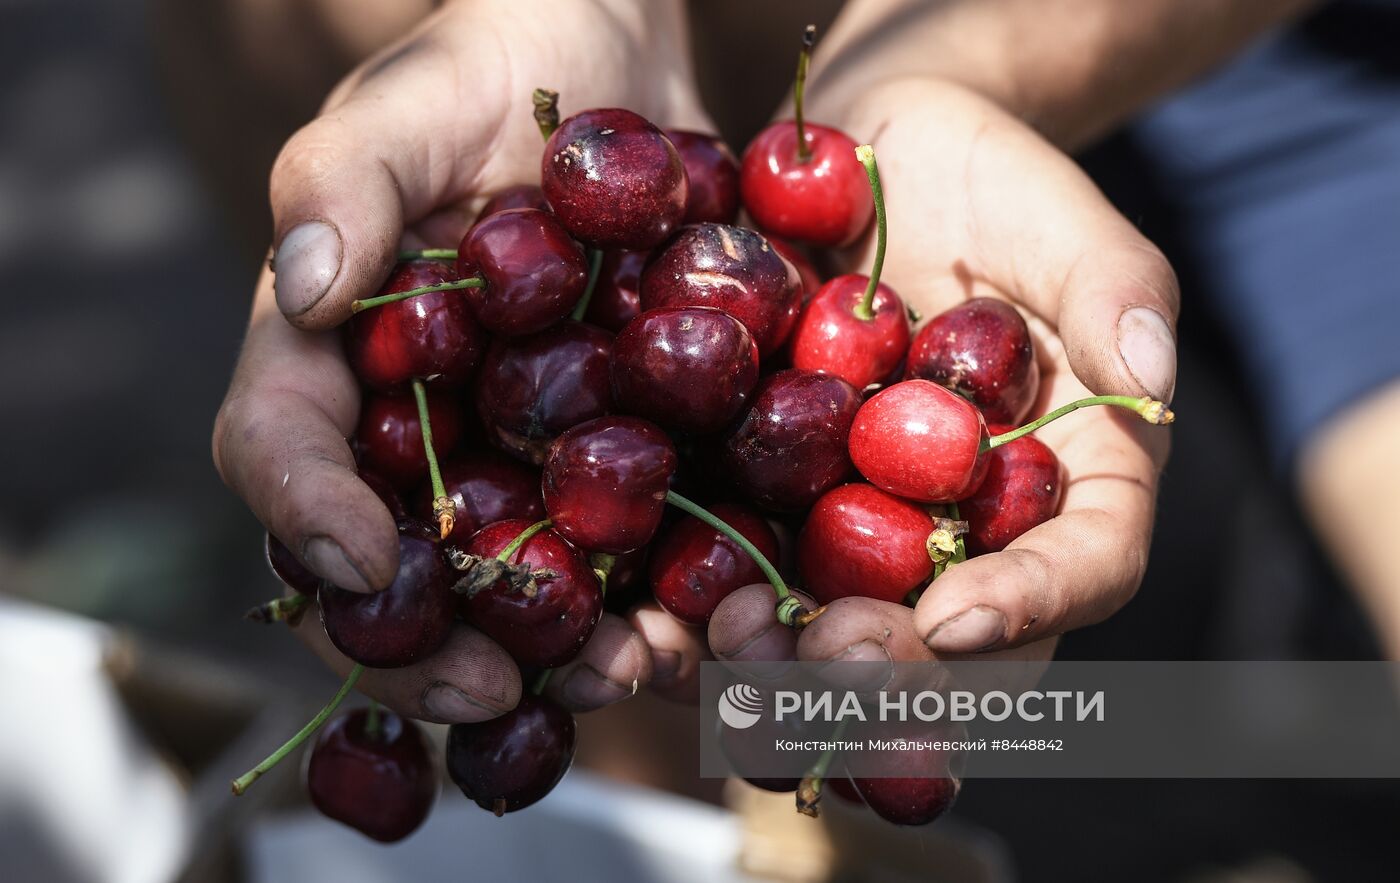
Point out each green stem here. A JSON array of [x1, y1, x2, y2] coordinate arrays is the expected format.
[[244, 593, 311, 624], [351, 277, 484, 314], [397, 248, 458, 262], [852, 144, 887, 321], [983, 395, 1174, 451], [231, 664, 364, 795], [570, 248, 604, 321], [665, 491, 801, 626], [796, 718, 850, 816], [497, 519, 553, 563], [589, 552, 618, 598], [533, 88, 560, 140], [531, 668, 554, 696], [412, 379, 454, 539], [793, 25, 816, 163], [364, 699, 382, 740]]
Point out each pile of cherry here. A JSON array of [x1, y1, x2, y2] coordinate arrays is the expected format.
[[234, 28, 1171, 843]]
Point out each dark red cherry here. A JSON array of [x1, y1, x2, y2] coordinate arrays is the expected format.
[[789, 274, 910, 390], [318, 521, 457, 667], [474, 320, 613, 464], [639, 223, 802, 356], [460, 519, 602, 668], [305, 708, 438, 842], [611, 307, 759, 435], [665, 129, 740, 225], [740, 121, 872, 248], [542, 416, 678, 554], [600, 546, 650, 615], [848, 380, 990, 503], [722, 369, 860, 511], [346, 261, 485, 391], [455, 208, 588, 335], [798, 484, 935, 605], [827, 773, 865, 806], [542, 108, 688, 249], [848, 728, 960, 826], [959, 428, 1062, 555], [360, 469, 408, 518], [649, 502, 778, 625], [446, 694, 576, 815], [356, 390, 464, 488], [419, 451, 544, 546], [475, 184, 550, 222], [583, 249, 648, 332], [266, 532, 319, 595], [766, 235, 822, 299], [905, 297, 1040, 424]]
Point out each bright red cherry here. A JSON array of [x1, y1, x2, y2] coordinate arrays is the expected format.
[[318, 521, 456, 668], [649, 502, 779, 625], [789, 274, 910, 390], [582, 249, 648, 332], [446, 695, 576, 815], [740, 121, 871, 249], [722, 369, 860, 511], [639, 223, 802, 356], [455, 208, 588, 335], [665, 129, 740, 224], [355, 390, 463, 489], [346, 261, 485, 392], [958, 429, 1062, 555], [420, 451, 545, 546], [460, 519, 603, 667], [542, 108, 688, 249], [611, 307, 759, 435], [849, 380, 990, 503], [475, 184, 549, 222], [798, 483, 936, 605], [474, 321, 613, 464], [766, 235, 822, 299], [542, 416, 678, 554], [905, 297, 1040, 425], [305, 708, 438, 843]]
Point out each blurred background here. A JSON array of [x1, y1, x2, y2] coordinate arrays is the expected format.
[[2, 0, 1398, 881]]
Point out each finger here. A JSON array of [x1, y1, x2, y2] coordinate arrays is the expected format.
[[542, 613, 653, 713], [708, 583, 817, 664], [628, 603, 710, 704], [294, 613, 522, 723], [215, 268, 398, 592]]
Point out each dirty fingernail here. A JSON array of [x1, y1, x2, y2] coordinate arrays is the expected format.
[[1116, 306, 1176, 402], [926, 605, 1008, 653], [273, 221, 342, 317], [561, 665, 632, 710], [422, 682, 500, 723], [302, 536, 373, 593]]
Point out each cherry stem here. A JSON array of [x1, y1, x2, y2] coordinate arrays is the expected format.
[[531, 668, 554, 696], [930, 502, 967, 581], [231, 664, 364, 795], [244, 593, 311, 624], [589, 552, 617, 598], [396, 248, 457, 262], [852, 144, 887, 321], [411, 379, 455, 539], [570, 248, 605, 321], [796, 718, 849, 817], [984, 395, 1174, 451], [534, 88, 560, 140], [365, 699, 382, 740], [665, 490, 802, 627], [793, 24, 816, 163], [496, 518, 553, 563], [351, 277, 484, 314]]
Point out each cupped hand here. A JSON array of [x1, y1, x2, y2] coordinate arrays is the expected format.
[[213, 0, 706, 721]]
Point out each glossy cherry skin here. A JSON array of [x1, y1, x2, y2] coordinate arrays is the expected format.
[[611, 307, 759, 435], [722, 369, 860, 511], [849, 380, 991, 503], [848, 728, 960, 826], [798, 484, 936, 605], [346, 261, 485, 391], [959, 428, 1062, 555], [542, 416, 678, 554], [583, 249, 648, 332], [318, 521, 456, 668], [474, 321, 613, 464], [456, 208, 588, 335], [905, 297, 1040, 424], [789, 274, 910, 391], [665, 129, 740, 224], [461, 519, 602, 668], [446, 694, 576, 815], [420, 451, 544, 546], [266, 532, 319, 594], [649, 502, 779, 625], [740, 121, 872, 248], [639, 223, 802, 357], [475, 184, 549, 222], [305, 708, 438, 843], [766, 235, 822, 299], [542, 108, 688, 249], [355, 390, 464, 489]]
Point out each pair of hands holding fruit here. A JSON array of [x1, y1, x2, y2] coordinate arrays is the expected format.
[[213, 0, 1178, 723]]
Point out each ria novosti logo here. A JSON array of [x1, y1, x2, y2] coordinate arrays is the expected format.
[[718, 684, 765, 729]]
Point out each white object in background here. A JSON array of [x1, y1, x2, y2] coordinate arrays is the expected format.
[[0, 598, 189, 883]]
